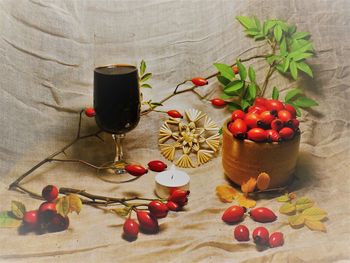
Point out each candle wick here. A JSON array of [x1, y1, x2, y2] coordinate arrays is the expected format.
[[171, 174, 174, 180]]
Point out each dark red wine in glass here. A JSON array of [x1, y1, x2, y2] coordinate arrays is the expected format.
[[94, 64, 140, 174]]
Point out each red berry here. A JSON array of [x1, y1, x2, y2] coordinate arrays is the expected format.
[[250, 207, 277, 223], [23, 210, 39, 229], [191, 77, 208, 86], [125, 164, 148, 176], [48, 214, 69, 232], [271, 119, 283, 131], [253, 226, 269, 246], [279, 127, 295, 140], [38, 202, 57, 223], [211, 98, 226, 107], [287, 118, 299, 130], [222, 205, 245, 224], [247, 128, 267, 142], [231, 110, 245, 121], [278, 110, 292, 123], [260, 111, 276, 126], [148, 160, 167, 172], [284, 104, 297, 118], [232, 66, 239, 74], [42, 185, 59, 202], [248, 105, 267, 115], [148, 201, 169, 218], [254, 97, 267, 106], [168, 189, 189, 207], [244, 113, 261, 129], [228, 119, 247, 139], [123, 218, 139, 239], [269, 232, 284, 248], [166, 201, 180, 211], [136, 211, 159, 233], [84, 107, 96, 117], [234, 225, 250, 241], [266, 129, 281, 142], [167, 110, 183, 118], [266, 100, 284, 112]]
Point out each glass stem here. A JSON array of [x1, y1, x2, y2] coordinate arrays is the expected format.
[[112, 134, 125, 163]]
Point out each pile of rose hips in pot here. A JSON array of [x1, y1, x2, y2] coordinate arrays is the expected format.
[[123, 189, 190, 241], [222, 205, 284, 249], [228, 98, 300, 142], [22, 185, 69, 233]]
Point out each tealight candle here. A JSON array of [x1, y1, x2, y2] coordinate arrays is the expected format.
[[155, 165, 190, 199]]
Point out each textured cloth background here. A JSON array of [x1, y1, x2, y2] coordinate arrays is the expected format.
[[0, 0, 350, 262]]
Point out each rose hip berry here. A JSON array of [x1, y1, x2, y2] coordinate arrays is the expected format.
[[269, 232, 284, 248], [148, 160, 167, 172], [166, 201, 180, 211], [48, 213, 69, 232], [38, 202, 57, 222], [231, 110, 245, 121], [191, 77, 208, 86], [249, 207, 277, 223], [234, 225, 250, 241], [287, 119, 299, 130], [168, 189, 190, 207], [266, 129, 281, 142], [232, 65, 239, 74], [125, 164, 148, 176], [167, 110, 183, 118], [271, 119, 283, 131], [284, 104, 297, 118], [278, 110, 292, 123], [266, 99, 284, 112], [254, 97, 267, 106], [123, 218, 139, 239], [84, 107, 96, 117], [211, 98, 226, 107], [228, 119, 247, 139], [253, 226, 269, 246], [148, 201, 169, 218], [247, 128, 267, 142], [23, 210, 39, 229], [279, 127, 295, 140], [260, 111, 276, 126], [42, 185, 59, 202], [244, 113, 261, 129], [222, 205, 245, 224], [136, 211, 159, 233], [248, 105, 267, 115]]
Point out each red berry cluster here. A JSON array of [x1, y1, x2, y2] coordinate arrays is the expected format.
[[123, 189, 190, 241], [221, 206, 277, 224], [125, 160, 168, 177], [228, 98, 300, 142], [22, 185, 69, 233]]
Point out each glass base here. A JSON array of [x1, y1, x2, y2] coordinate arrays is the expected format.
[[96, 160, 137, 184]]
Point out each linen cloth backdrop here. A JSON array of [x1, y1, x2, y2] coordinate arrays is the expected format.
[[0, 0, 349, 262]]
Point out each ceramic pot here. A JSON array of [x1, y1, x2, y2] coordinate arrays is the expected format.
[[222, 118, 300, 188]]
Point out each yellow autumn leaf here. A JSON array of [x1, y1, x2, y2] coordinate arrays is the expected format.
[[68, 194, 83, 214], [305, 219, 326, 232], [216, 184, 238, 203], [302, 207, 327, 221], [288, 214, 305, 227], [241, 177, 257, 194], [256, 172, 270, 191], [295, 197, 314, 211], [276, 193, 290, 202], [279, 203, 296, 214], [111, 207, 130, 217], [236, 194, 256, 208], [56, 196, 70, 217], [288, 192, 297, 200]]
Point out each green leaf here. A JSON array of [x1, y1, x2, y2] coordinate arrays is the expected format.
[[236, 60, 247, 81], [253, 16, 261, 30], [151, 102, 163, 106], [272, 86, 279, 100], [285, 88, 302, 102], [0, 211, 22, 228], [254, 34, 266, 41], [290, 42, 313, 55], [220, 93, 234, 100], [214, 63, 235, 80], [224, 80, 244, 95], [263, 20, 276, 35], [266, 55, 280, 65], [288, 25, 297, 34], [241, 99, 250, 111], [292, 52, 313, 62], [140, 73, 152, 82], [293, 96, 318, 108], [140, 60, 146, 76], [248, 66, 256, 82], [289, 214, 305, 227], [297, 61, 313, 77], [290, 102, 302, 117], [292, 31, 311, 40], [11, 201, 26, 219], [141, 83, 152, 89], [302, 207, 327, 221], [245, 29, 260, 36], [279, 203, 296, 214], [282, 58, 290, 72], [290, 60, 298, 80], [236, 16, 256, 29], [277, 194, 290, 202], [248, 83, 257, 100], [227, 102, 241, 111], [277, 21, 289, 32], [217, 75, 231, 86], [274, 24, 283, 42], [296, 197, 315, 211], [280, 37, 287, 56]]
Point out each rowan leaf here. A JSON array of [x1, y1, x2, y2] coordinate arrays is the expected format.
[[241, 177, 257, 194], [305, 219, 326, 232], [217, 75, 231, 86], [11, 201, 26, 219], [274, 24, 283, 42], [288, 214, 305, 227], [302, 207, 327, 221], [0, 211, 22, 228], [56, 196, 70, 217], [237, 194, 256, 208], [285, 88, 302, 102], [248, 66, 256, 82], [295, 197, 314, 211], [68, 194, 83, 215], [140, 73, 152, 82], [141, 83, 152, 89], [140, 60, 146, 76], [214, 63, 235, 80], [224, 80, 244, 95], [293, 96, 318, 108], [236, 16, 256, 29], [237, 60, 247, 81], [290, 60, 298, 80], [272, 86, 279, 100], [277, 193, 290, 202], [216, 185, 238, 203], [279, 203, 296, 214]]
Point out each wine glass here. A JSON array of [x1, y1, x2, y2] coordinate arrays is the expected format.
[[94, 64, 140, 175]]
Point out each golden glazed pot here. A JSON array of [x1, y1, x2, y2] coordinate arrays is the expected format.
[[222, 119, 300, 188]]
